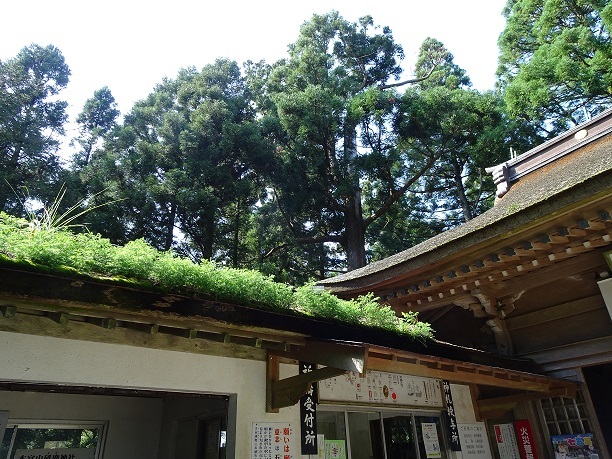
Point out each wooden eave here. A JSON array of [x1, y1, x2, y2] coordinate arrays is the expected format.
[[0, 266, 578, 414], [334, 199, 612, 317], [265, 340, 577, 412]]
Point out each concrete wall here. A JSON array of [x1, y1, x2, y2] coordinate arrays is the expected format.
[[0, 331, 303, 459]]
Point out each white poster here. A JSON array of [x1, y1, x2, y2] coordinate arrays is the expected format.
[[319, 371, 443, 407], [422, 423, 442, 458], [458, 423, 493, 458], [252, 422, 296, 459], [493, 424, 521, 459], [14, 449, 95, 459]]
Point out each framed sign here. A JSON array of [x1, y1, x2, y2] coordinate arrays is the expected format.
[[319, 371, 443, 407]]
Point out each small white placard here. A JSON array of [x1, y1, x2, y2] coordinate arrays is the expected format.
[[422, 422, 442, 458], [458, 423, 493, 458], [493, 423, 521, 459]]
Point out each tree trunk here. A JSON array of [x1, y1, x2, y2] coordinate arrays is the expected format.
[[163, 201, 177, 251], [196, 209, 216, 261], [452, 157, 473, 222], [343, 190, 367, 271], [232, 200, 240, 268]]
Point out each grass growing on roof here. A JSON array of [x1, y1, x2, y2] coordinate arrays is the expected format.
[[0, 212, 433, 340]]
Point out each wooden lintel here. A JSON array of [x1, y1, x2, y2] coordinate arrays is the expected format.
[[270, 339, 367, 373], [477, 387, 575, 417]]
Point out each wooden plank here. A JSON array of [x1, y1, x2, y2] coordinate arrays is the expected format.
[[485, 250, 608, 297], [0, 294, 307, 346], [506, 295, 605, 331], [266, 353, 280, 413], [270, 339, 367, 373], [0, 313, 267, 361]]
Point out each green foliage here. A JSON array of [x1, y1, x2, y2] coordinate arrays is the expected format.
[[0, 44, 70, 212], [0, 212, 433, 340], [294, 287, 433, 340], [498, 0, 612, 132]]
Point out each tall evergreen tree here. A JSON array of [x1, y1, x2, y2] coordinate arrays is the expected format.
[[249, 12, 444, 272], [0, 44, 70, 212], [84, 60, 272, 263]]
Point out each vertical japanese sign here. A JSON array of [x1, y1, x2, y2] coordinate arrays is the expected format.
[[442, 380, 461, 451], [252, 422, 294, 459], [300, 361, 318, 455], [494, 424, 521, 459], [514, 420, 538, 459]]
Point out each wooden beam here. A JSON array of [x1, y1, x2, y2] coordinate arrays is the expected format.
[[269, 365, 346, 410], [365, 346, 578, 395], [476, 388, 576, 419], [506, 295, 604, 331], [269, 339, 367, 373], [266, 353, 280, 413]]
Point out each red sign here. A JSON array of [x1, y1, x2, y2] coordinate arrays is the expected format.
[[514, 420, 538, 459]]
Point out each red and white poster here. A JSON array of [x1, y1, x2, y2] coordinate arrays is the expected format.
[[252, 422, 295, 459], [514, 420, 538, 459], [494, 423, 521, 459]]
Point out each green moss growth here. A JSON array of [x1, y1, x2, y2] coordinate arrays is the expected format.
[[0, 212, 433, 340]]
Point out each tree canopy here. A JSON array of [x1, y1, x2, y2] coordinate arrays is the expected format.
[[0, 44, 70, 211], [3, 7, 591, 282], [498, 0, 612, 132]]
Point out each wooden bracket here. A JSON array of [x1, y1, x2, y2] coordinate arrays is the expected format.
[[266, 351, 346, 412]]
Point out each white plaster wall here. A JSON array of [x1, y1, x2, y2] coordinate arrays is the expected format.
[[0, 391, 163, 459], [0, 331, 305, 459], [449, 384, 478, 459], [450, 384, 476, 424]]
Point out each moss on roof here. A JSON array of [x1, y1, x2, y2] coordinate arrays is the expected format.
[[0, 213, 433, 341]]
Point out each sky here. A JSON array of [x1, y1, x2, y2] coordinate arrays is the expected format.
[[2, 0, 508, 143]]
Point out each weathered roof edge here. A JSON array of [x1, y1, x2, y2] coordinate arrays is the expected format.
[[319, 117, 612, 290]]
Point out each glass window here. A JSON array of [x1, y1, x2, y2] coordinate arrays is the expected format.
[[347, 412, 383, 459], [318, 409, 446, 459], [1, 424, 103, 459], [382, 414, 416, 459]]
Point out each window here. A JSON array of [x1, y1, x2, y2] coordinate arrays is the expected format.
[[1, 422, 105, 459], [316, 408, 447, 459], [538, 391, 592, 435]]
